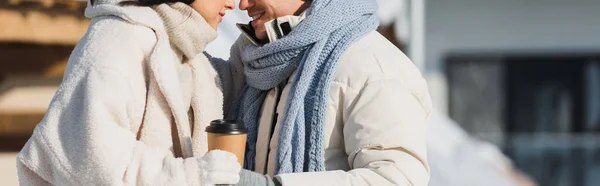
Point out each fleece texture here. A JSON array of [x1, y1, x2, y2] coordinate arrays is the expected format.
[[16, 1, 240, 185]]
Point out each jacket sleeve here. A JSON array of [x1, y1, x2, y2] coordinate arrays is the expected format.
[[206, 35, 248, 118], [275, 78, 432, 186], [16, 17, 207, 186], [427, 112, 516, 186]]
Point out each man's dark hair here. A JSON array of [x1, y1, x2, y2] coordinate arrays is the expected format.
[[90, 0, 194, 6]]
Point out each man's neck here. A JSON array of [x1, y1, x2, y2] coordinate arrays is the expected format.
[[293, 1, 311, 16]]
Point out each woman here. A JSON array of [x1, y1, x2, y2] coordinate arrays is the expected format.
[[16, 0, 241, 185]]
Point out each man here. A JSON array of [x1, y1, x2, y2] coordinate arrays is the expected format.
[[214, 0, 432, 185]]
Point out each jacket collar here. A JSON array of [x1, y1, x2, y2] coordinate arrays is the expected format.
[[240, 8, 311, 46], [263, 8, 310, 43], [153, 3, 217, 60]]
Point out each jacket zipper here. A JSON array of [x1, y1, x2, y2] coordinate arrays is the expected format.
[[264, 81, 287, 173]]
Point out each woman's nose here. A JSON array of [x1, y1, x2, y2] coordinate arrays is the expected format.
[[225, 0, 235, 10], [238, 0, 253, 11]]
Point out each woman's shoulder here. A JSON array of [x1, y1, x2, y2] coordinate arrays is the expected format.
[[86, 15, 157, 49], [66, 16, 156, 79]]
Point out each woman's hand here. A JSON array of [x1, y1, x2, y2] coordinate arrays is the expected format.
[[199, 150, 242, 186]]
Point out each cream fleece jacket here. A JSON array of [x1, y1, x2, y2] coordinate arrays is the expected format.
[[16, 1, 240, 185]]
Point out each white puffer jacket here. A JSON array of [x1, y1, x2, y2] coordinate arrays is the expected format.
[[222, 30, 433, 186]]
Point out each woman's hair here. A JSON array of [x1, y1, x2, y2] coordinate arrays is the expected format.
[[90, 0, 194, 6]]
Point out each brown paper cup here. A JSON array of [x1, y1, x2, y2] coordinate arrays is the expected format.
[[207, 133, 247, 166], [205, 120, 247, 167]]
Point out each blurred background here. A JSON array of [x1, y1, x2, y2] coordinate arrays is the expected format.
[[1, 0, 600, 185]]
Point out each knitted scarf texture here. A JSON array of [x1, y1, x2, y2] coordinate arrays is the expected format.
[[233, 0, 379, 174]]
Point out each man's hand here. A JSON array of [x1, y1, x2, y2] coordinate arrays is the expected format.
[[508, 168, 538, 186], [235, 169, 281, 186]]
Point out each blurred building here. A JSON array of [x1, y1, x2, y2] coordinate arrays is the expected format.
[[424, 0, 600, 186], [0, 0, 88, 150], [0, 1, 87, 184]]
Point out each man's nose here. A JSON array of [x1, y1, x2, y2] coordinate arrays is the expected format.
[[238, 0, 253, 11]]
